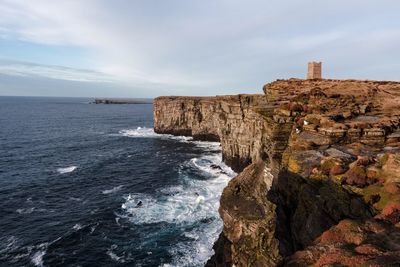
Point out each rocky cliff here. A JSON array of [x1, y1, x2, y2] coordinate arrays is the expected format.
[[154, 95, 270, 172], [154, 79, 400, 266]]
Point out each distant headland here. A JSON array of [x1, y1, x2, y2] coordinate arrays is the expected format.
[[94, 98, 153, 104]]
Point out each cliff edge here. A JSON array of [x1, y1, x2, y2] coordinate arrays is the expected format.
[[154, 79, 400, 266]]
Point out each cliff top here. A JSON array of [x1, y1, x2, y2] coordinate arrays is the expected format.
[[263, 78, 400, 118], [154, 78, 400, 266], [154, 94, 263, 101]]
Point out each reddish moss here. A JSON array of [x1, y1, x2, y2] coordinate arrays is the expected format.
[[377, 203, 400, 224], [345, 165, 368, 187], [355, 244, 383, 255], [319, 219, 365, 245], [314, 251, 372, 267]]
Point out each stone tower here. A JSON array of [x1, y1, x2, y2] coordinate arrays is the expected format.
[[307, 62, 322, 79]]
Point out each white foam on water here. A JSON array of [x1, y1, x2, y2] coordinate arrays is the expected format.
[[119, 127, 224, 152], [0, 236, 19, 256], [191, 140, 221, 151], [31, 243, 48, 267], [16, 207, 35, 214], [57, 166, 77, 174], [0, 236, 35, 263], [163, 222, 225, 267], [119, 127, 192, 142], [121, 171, 231, 225], [31, 250, 45, 267], [118, 127, 235, 265], [72, 224, 83, 231], [120, 151, 236, 266], [189, 155, 236, 178], [107, 245, 126, 263], [102, 185, 124, 195]]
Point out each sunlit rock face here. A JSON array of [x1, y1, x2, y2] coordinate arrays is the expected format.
[[154, 79, 400, 266], [154, 95, 269, 173]]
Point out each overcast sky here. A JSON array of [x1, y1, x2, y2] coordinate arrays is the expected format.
[[0, 0, 399, 97]]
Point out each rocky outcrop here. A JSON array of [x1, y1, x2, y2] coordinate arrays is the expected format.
[[154, 95, 270, 172], [154, 79, 400, 266], [285, 218, 400, 266], [207, 161, 281, 266]]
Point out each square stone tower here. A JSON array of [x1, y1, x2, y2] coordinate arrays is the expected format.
[[307, 62, 322, 79]]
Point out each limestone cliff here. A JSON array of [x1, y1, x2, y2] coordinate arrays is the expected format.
[[154, 95, 269, 172], [154, 79, 400, 266]]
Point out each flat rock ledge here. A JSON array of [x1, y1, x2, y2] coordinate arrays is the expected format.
[[154, 79, 400, 266]]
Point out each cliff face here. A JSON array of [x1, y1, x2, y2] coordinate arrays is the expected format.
[[154, 79, 400, 266], [154, 95, 269, 172], [209, 161, 282, 266]]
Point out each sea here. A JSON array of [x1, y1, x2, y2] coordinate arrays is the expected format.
[[0, 96, 235, 267]]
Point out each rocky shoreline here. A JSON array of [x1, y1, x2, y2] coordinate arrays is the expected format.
[[154, 79, 400, 266]]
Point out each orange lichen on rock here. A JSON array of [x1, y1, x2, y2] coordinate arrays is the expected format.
[[286, 219, 400, 266], [318, 219, 365, 245], [156, 79, 400, 266], [376, 202, 400, 224]]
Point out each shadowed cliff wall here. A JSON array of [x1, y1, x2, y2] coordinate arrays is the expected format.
[[154, 95, 269, 172], [154, 79, 400, 266]]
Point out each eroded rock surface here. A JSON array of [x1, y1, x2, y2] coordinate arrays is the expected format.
[[154, 79, 400, 266], [207, 161, 281, 266], [154, 95, 270, 172]]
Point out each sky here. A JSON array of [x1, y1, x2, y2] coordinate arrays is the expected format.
[[0, 0, 399, 98]]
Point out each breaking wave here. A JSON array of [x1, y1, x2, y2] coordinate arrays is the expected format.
[[120, 127, 221, 152], [120, 148, 235, 266], [119, 127, 192, 142], [102, 185, 124, 195], [57, 166, 77, 174], [31, 250, 46, 267]]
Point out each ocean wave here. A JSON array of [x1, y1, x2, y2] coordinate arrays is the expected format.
[[107, 245, 126, 263], [121, 174, 231, 225], [0, 236, 19, 258], [163, 222, 224, 267], [102, 185, 124, 195], [120, 152, 236, 265], [189, 154, 236, 178], [16, 207, 35, 214], [119, 127, 191, 142], [31, 243, 48, 267], [16, 207, 49, 214], [119, 127, 221, 151], [191, 140, 221, 151], [72, 224, 83, 230], [31, 250, 45, 267], [0, 236, 49, 266], [57, 166, 77, 174]]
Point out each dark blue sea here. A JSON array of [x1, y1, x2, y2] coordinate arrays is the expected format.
[[0, 97, 235, 267]]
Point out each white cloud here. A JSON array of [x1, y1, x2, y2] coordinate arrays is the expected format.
[[0, 0, 399, 95], [0, 60, 114, 82]]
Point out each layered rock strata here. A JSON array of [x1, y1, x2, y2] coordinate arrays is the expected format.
[[154, 95, 270, 172], [207, 161, 281, 266], [154, 79, 400, 266]]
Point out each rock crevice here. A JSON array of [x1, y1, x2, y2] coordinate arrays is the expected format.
[[154, 79, 400, 266]]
